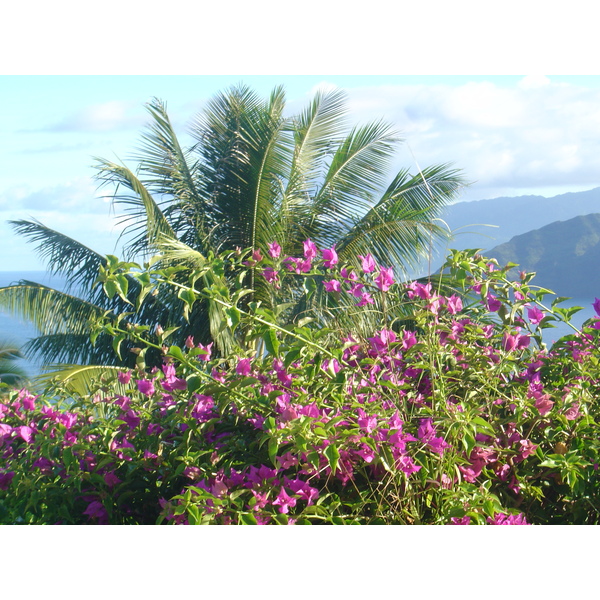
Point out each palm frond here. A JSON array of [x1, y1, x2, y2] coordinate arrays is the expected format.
[[309, 121, 402, 247], [36, 364, 130, 397], [134, 98, 210, 250], [94, 159, 177, 258], [9, 219, 108, 299], [336, 164, 466, 276], [0, 284, 106, 336]]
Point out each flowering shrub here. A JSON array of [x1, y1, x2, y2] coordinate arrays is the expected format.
[[1, 245, 600, 524]]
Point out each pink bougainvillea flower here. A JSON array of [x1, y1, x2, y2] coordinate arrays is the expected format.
[[262, 267, 280, 288], [191, 394, 215, 423], [0, 471, 15, 490], [564, 402, 582, 420], [356, 443, 376, 463], [406, 281, 432, 300], [417, 418, 450, 454], [446, 295, 463, 315], [267, 241, 282, 259], [117, 370, 132, 385], [111, 396, 130, 411], [356, 292, 374, 307], [450, 516, 471, 525], [358, 254, 377, 273], [527, 306, 544, 325], [487, 513, 529, 525], [136, 379, 155, 396], [502, 332, 530, 352], [340, 267, 358, 282], [20, 392, 37, 411], [196, 342, 213, 362], [396, 455, 422, 476], [161, 363, 187, 392], [375, 267, 395, 292], [104, 472, 122, 488], [17, 425, 34, 444], [303, 239, 318, 260], [276, 452, 299, 470], [236, 358, 252, 377], [534, 393, 554, 416], [83, 500, 109, 523], [323, 279, 341, 293], [486, 294, 502, 312], [0, 423, 13, 440], [593, 297, 600, 316], [347, 282, 365, 298], [368, 328, 397, 354], [321, 245, 338, 268]]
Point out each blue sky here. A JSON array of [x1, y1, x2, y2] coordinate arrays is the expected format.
[[3, 74, 600, 270]]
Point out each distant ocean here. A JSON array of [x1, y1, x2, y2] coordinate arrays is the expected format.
[[0, 271, 68, 379], [0, 271, 598, 380]]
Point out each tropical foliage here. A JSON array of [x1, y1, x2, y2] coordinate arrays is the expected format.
[[0, 340, 28, 387], [1, 245, 600, 525], [0, 85, 465, 387]]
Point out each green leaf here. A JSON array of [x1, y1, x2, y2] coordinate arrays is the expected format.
[[263, 328, 280, 357], [324, 443, 340, 474], [225, 306, 241, 331], [239, 512, 258, 525], [167, 345, 185, 362]]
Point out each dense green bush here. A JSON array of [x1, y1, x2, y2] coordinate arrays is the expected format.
[[1, 244, 599, 524]]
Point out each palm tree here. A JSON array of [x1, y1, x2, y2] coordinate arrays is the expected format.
[[0, 84, 465, 387], [0, 339, 29, 387]]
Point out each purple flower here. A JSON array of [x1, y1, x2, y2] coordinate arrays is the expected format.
[[347, 282, 365, 298], [252, 249, 263, 263], [236, 358, 252, 377], [446, 295, 463, 315], [375, 267, 395, 292], [20, 393, 37, 411], [564, 402, 582, 420], [323, 279, 341, 293], [486, 294, 502, 312], [83, 500, 109, 523], [117, 370, 132, 385], [196, 342, 213, 362], [321, 245, 338, 268], [487, 513, 529, 525], [17, 425, 34, 444], [534, 394, 554, 416], [0, 471, 15, 490], [450, 516, 471, 525], [406, 281, 432, 300], [368, 328, 397, 354], [502, 332, 530, 352], [0, 423, 13, 440], [104, 472, 122, 488], [358, 254, 377, 273], [267, 241, 282, 259], [594, 297, 600, 316], [356, 292, 375, 307], [303, 239, 318, 260], [272, 487, 297, 514], [136, 379, 155, 396], [262, 267, 280, 287], [527, 306, 544, 325]]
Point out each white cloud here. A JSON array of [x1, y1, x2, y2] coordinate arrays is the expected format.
[[339, 79, 600, 200], [48, 101, 148, 132], [518, 75, 551, 90], [0, 178, 109, 214]]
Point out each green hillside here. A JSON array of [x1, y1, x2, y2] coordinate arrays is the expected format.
[[486, 213, 600, 297]]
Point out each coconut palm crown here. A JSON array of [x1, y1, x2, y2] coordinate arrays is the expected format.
[[0, 84, 465, 387]]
